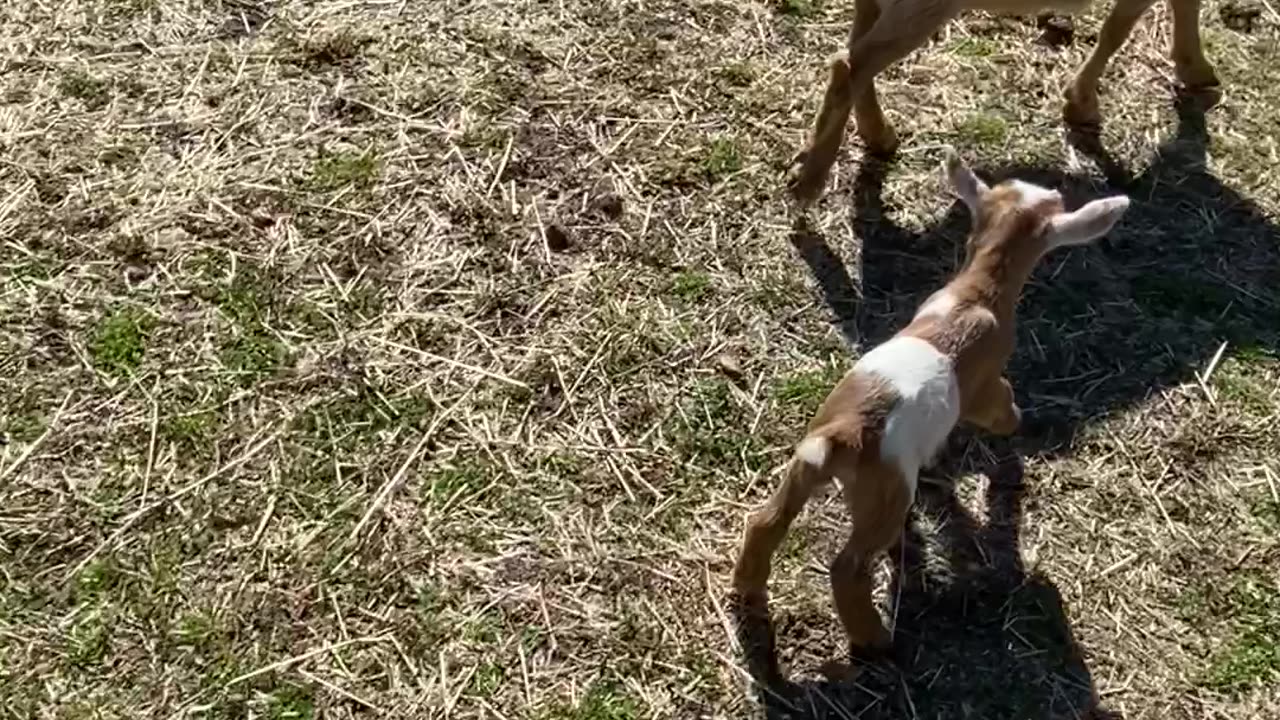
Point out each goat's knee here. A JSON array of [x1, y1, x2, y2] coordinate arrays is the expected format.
[[986, 391, 1021, 436], [814, 51, 856, 112], [963, 378, 1022, 436], [990, 403, 1021, 436], [788, 52, 861, 206], [828, 51, 852, 86]]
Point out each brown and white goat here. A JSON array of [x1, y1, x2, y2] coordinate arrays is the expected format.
[[789, 0, 1219, 206], [733, 151, 1130, 652]]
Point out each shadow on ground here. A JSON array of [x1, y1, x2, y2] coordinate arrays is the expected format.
[[734, 95, 1278, 717], [732, 456, 1119, 719], [791, 94, 1280, 458]]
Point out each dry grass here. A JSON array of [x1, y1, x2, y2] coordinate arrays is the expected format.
[[1, 0, 1278, 718]]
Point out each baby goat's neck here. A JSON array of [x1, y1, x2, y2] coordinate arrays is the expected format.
[[953, 250, 1023, 318], [953, 221, 1044, 318]]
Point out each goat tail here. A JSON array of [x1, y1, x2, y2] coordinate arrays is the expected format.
[[788, 420, 860, 501], [732, 421, 859, 598]]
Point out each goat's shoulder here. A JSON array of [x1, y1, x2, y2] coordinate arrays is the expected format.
[[902, 297, 999, 358]]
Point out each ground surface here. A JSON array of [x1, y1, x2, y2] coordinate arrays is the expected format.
[[1, 0, 1278, 718]]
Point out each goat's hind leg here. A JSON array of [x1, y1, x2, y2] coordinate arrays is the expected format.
[[1168, 0, 1218, 90], [848, 0, 897, 157], [788, 52, 860, 208], [789, 0, 953, 207], [733, 454, 829, 599], [1064, 0, 1156, 127], [829, 460, 912, 653]]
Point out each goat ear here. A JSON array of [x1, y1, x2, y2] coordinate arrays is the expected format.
[[1045, 196, 1131, 249], [944, 149, 988, 216]]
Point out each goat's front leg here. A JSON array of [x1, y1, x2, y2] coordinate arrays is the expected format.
[[1064, 0, 1156, 126], [789, 1, 954, 207], [1167, 0, 1219, 90], [788, 53, 859, 208], [848, 0, 896, 157], [963, 376, 1021, 436]]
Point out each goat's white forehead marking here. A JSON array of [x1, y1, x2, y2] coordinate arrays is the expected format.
[[1007, 179, 1060, 209], [853, 336, 961, 497]]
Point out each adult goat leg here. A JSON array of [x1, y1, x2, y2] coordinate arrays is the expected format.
[[1064, 0, 1155, 126], [788, 53, 858, 208], [1168, 0, 1218, 90], [849, 0, 897, 156], [790, 0, 953, 206]]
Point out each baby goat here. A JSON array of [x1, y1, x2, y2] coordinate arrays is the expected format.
[[733, 152, 1130, 653], [789, 0, 1219, 206]]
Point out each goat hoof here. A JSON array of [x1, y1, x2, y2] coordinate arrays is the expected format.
[[1174, 61, 1219, 92], [1176, 82, 1222, 113], [860, 126, 900, 157], [786, 155, 829, 208], [818, 659, 856, 681], [1062, 90, 1101, 129], [848, 637, 893, 663], [847, 623, 893, 656]]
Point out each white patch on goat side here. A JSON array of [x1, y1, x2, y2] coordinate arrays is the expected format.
[[796, 435, 830, 467], [854, 337, 960, 495], [913, 290, 957, 321], [1008, 179, 1061, 210]]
